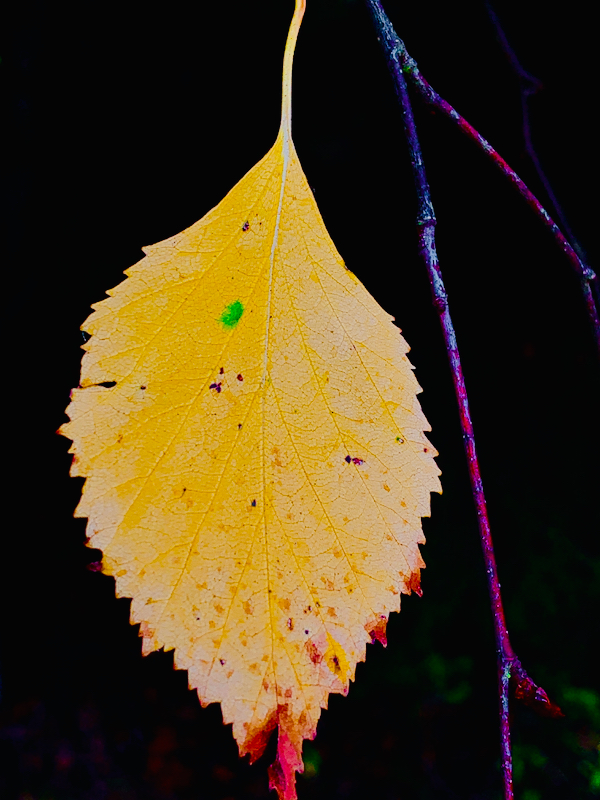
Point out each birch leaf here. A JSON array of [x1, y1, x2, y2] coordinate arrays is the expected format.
[[60, 1, 441, 796]]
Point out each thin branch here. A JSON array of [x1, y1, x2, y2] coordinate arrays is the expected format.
[[485, 1, 586, 263], [365, 2, 563, 798], [368, 2, 600, 358]]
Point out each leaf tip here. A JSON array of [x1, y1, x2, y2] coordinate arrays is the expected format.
[[268, 727, 303, 800]]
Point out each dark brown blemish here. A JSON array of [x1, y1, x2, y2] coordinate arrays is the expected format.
[[140, 385, 146, 390], [287, 618, 294, 630], [219, 658, 226, 666], [209, 382, 222, 393], [238, 423, 243, 429], [352, 457, 364, 465], [242, 221, 250, 232], [237, 373, 244, 381], [251, 499, 256, 507], [345, 455, 351, 463]]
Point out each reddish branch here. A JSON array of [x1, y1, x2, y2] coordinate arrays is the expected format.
[[368, 1, 600, 358], [365, 2, 564, 798]]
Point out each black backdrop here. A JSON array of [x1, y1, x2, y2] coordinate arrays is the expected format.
[[2, 1, 598, 798]]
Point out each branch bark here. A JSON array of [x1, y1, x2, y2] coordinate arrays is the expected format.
[[365, 2, 564, 798]]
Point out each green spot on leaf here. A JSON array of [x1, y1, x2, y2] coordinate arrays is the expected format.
[[220, 300, 244, 328]]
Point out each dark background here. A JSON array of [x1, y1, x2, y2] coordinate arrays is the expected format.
[[2, 1, 598, 798]]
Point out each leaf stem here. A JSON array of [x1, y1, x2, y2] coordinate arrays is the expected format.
[[365, 2, 563, 797], [280, 0, 306, 142], [367, 0, 599, 358]]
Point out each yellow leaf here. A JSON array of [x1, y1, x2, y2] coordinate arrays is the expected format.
[[60, 1, 441, 797]]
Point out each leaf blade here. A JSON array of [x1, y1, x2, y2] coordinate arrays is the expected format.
[[61, 3, 441, 797]]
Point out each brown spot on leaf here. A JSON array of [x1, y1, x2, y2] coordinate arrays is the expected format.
[[243, 600, 253, 615], [278, 598, 291, 612], [306, 641, 322, 664]]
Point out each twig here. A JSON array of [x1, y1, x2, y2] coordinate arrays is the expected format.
[[368, 2, 600, 358], [485, 1, 586, 262], [365, 2, 563, 798]]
